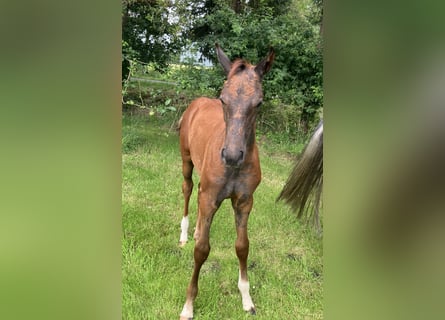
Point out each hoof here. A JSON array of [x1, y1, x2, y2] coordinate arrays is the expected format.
[[178, 241, 187, 248], [249, 307, 256, 315], [179, 317, 192, 320]]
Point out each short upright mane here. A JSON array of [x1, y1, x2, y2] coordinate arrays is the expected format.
[[228, 59, 251, 79]]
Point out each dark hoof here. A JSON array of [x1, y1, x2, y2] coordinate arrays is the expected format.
[[249, 308, 256, 315]]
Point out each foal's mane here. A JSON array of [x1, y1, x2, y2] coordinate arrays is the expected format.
[[227, 59, 251, 79]]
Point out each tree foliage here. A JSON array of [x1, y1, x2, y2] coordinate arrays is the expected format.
[[122, 0, 323, 133], [182, 0, 323, 130], [122, 0, 184, 80]]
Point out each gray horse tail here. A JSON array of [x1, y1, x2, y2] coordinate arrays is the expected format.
[[277, 120, 323, 231]]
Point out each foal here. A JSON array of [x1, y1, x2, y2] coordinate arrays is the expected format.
[[178, 44, 274, 319]]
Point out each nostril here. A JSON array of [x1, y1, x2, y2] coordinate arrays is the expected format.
[[221, 148, 226, 161], [239, 150, 244, 161]]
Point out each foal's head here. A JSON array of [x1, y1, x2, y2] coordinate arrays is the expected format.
[[216, 44, 275, 167]]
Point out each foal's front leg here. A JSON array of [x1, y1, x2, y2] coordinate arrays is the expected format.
[[232, 195, 256, 315], [180, 191, 219, 320]]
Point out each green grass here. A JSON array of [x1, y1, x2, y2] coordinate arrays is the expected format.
[[122, 113, 323, 319]]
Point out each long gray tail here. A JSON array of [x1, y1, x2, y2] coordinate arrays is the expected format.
[[277, 120, 323, 229]]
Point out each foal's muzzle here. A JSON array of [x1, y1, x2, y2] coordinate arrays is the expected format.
[[221, 148, 244, 167]]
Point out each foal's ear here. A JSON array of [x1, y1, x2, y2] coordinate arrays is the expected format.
[[255, 47, 275, 79], [215, 43, 232, 75]]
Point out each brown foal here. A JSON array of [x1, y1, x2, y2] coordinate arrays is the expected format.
[[178, 44, 274, 319]]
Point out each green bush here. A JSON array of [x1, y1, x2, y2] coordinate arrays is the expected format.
[[122, 0, 323, 140]]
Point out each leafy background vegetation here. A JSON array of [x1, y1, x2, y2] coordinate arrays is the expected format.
[[122, 0, 323, 141]]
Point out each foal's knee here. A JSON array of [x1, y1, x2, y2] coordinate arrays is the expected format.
[[235, 238, 249, 260], [194, 241, 210, 264], [182, 179, 193, 195]]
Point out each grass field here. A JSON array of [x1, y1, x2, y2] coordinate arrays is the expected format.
[[122, 113, 323, 319]]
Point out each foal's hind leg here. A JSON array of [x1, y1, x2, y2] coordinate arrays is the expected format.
[[179, 160, 194, 247], [232, 195, 256, 315]]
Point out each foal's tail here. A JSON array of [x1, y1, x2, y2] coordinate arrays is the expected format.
[[176, 114, 184, 132], [277, 120, 323, 230]]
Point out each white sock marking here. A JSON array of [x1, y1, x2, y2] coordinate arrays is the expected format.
[[180, 301, 193, 318], [238, 270, 255, 311], [179, 216, 189, 243]]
